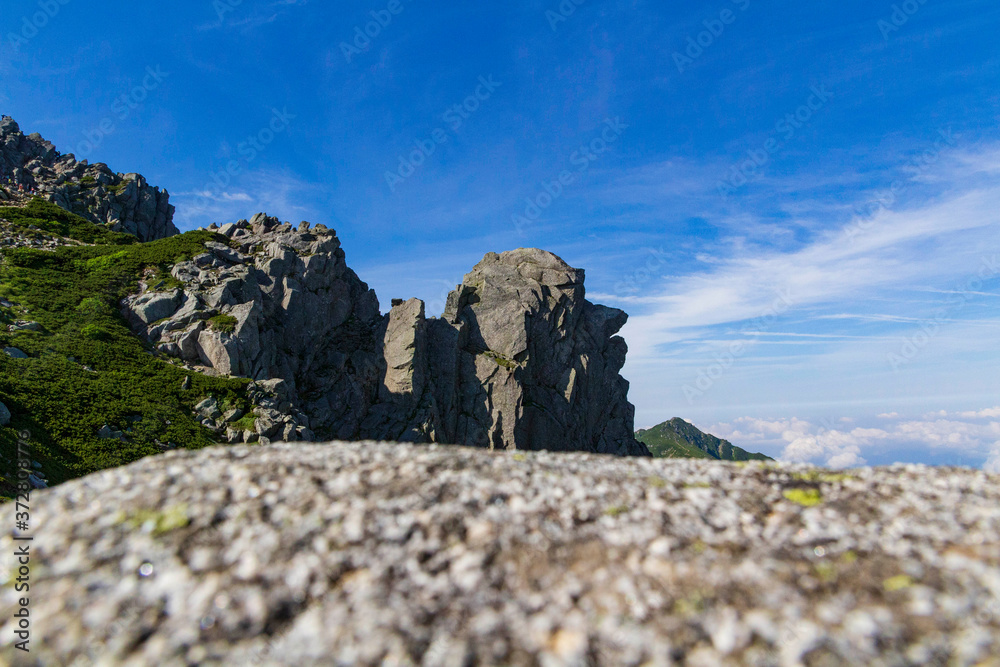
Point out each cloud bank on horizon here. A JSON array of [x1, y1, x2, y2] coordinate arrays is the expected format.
[[703, 408, 1000, 472], [1, 0, 997, 467]]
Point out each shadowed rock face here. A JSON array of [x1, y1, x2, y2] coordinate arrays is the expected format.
[[0, 115, 177, 241], [125, 220, 648, 456]]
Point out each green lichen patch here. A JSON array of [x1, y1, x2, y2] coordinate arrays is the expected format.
[[481, 350, 517, 370], [791, 471, 856, 484], [119, 504, 190, 535], [604, 504, 630, 517], [883, 574, 914, 592], [783, 488, 823, 507]]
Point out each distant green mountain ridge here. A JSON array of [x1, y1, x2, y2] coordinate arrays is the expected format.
[[636, 418, 773, 461]]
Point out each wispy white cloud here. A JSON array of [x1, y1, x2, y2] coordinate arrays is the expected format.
[[196, 0, 309, 32], [949, 407, 1000, 419], [816, 313, 950, 323], [170, 168, 322, 230], [916, 288, 1000, 298], [737, 331, 893, 340], [985, 446, 1000, 474], [609, 144, 1000, 363], [606, 142, 1000, 448], [174, 191, 252, 202]]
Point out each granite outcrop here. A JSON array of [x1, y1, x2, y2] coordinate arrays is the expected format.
[[0, 115, 177, 241], [123, 217, 649, 455]]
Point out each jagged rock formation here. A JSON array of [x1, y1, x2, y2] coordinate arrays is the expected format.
[[0, 111, 647, 458], [124, 219, 649, 455], [123, 213, 384, 441], [0, 115, 177, 241], [365, 249, 649, 456], [5, 441, 998, 665]]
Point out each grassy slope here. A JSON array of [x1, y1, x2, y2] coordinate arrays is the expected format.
[[1, 197, 134, 245], [0, 199, 249, 499], [637, 418, 773, 461]]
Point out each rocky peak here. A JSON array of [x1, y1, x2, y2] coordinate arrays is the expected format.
[[363, 248, 648, 455], [435, 248, 647, 455], [0, 114, 177, 241], [123, 219, 648, 456]]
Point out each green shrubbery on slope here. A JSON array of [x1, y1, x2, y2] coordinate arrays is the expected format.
[[0, 202, 248, 499], [0, 198, 136, 246]]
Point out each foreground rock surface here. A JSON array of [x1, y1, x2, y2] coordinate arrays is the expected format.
[[2, 443, 998, 666]]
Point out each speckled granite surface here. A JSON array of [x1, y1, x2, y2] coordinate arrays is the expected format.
[[2, 442, 998, 666]]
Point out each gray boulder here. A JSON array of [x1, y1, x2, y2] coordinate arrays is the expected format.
[[128, 290, 183, 326], [8, 320, 42, 332], [3, 347, 28, 359], [97, 424, 125, 441], [194, 398, 222, 421], [0, 401, 10, 426], [254, 414, 282, 439]]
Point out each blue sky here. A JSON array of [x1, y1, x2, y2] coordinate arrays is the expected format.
[[2, 0, 999, 467]]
